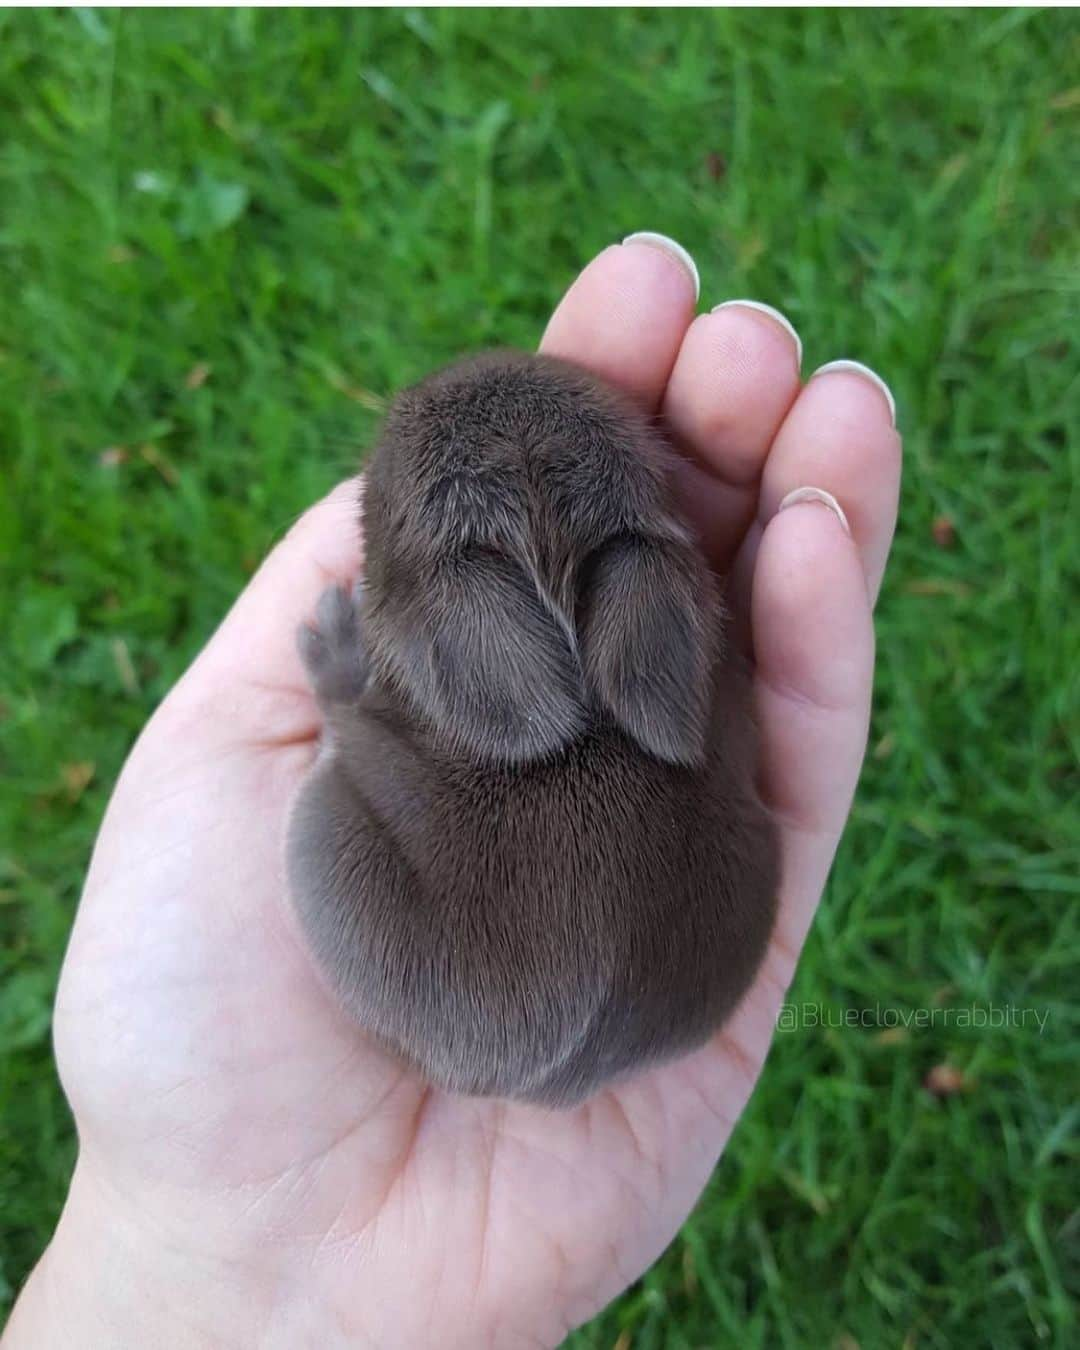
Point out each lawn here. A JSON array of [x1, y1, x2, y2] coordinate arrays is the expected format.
[[1, 8, 1077, 1346]]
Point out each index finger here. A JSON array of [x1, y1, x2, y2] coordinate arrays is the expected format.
[[540, 234, 699, 408]]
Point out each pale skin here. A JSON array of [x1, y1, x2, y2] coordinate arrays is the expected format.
[[4, 239, 901, 1349]]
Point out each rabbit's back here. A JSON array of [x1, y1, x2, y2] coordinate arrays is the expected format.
[[290, 654, 775, 1107]]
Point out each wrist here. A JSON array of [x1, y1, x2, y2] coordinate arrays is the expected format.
[[3, 1162, 286, 1350]]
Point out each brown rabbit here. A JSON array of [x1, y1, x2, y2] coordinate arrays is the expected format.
[[286, 349, 778, 1107]]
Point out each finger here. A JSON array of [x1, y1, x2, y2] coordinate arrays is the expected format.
[[752, 497, 875, 951], [540, 234, 699, 409], [662, 301, 803, 570], [752, 361, 901, 605], [169, 478, 364, 739], [653, 498, 874, 1123]]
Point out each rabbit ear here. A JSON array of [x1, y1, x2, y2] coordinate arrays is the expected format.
[[393, 553, 586, 764], [577, 533, 716, 766]]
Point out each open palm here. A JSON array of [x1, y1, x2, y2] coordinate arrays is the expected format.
[[39, 240, 900, 1349]]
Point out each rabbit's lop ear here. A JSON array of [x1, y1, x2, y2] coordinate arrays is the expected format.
[[578, 534, 716, 766], [397, 553, 586, 764]]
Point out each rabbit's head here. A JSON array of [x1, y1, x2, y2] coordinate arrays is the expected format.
[[361, 351, 722, 767]]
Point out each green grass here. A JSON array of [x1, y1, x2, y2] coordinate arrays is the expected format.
[[1, 8, 1077, 1345]]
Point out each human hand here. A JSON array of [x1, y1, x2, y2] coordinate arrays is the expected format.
[[5, 237, 900, 1349]]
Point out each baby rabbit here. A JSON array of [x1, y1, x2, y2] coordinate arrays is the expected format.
[[286, 349, 778, 1107]]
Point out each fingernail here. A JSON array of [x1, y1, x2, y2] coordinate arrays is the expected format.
[[711, 300, 803, 368], [811, 359, 896, 426], [778, 486, 851, 536], [621, 231, 700, 301]]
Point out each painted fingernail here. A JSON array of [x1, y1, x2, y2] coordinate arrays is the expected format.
[[621, 231, 700, 301], [711, 300, 803, 368], [811, 359, 896, 426], [778, 486, 851, 536]]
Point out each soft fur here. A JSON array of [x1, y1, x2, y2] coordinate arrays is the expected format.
[[287, 350, 778, 1107]]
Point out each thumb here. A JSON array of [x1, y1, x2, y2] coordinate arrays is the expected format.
[[166, 478, 364, 744]]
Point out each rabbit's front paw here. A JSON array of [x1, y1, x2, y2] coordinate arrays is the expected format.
[[297, 580, 370, 708]]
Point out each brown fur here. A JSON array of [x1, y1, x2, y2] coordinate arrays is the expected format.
[[287, 350, 778, 1107]]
